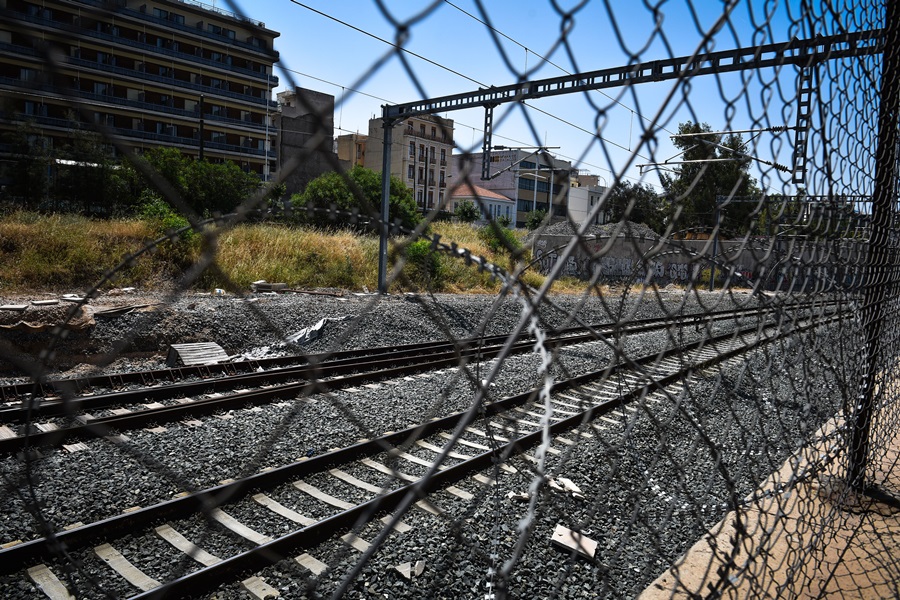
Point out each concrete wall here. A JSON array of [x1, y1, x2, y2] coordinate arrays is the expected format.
[[532, 234, 866, 290], [276, 88, 337, 194]]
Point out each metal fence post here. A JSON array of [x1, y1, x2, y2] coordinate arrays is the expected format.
[[847, 0, 900, 491]]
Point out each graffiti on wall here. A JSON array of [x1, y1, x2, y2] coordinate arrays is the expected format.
[[533, 242, 750, 284], [535, 246, 696, 282]]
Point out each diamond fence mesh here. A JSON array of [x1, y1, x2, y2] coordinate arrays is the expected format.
[[1, 0, 900, 598]]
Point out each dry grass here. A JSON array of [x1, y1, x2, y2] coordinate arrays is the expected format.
[[0, 213, 598, 295]]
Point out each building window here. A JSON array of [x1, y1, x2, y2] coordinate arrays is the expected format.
[[440, 148, 446, 165], [427, 191, 434, 207], [419, 144, 425, 160], [211, 131, 226, 143], [417, 189, 424, 207], [429, 146, 435, 164], [408, 141, 415, 157], [418, 167, 424, 181], [439, 191, 444, 206], [431, 126, 436, 139], [419, 124, 425, 136], [93, 81, 109, 95], [408, 165, 414, 180], [207, 23, 235, 39]]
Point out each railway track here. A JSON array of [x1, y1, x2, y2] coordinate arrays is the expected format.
[[0, 302, 831, 455], [0, 306, 842, 599]]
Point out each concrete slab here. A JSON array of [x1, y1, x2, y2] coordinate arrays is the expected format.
[[641, 417, 900, 599]]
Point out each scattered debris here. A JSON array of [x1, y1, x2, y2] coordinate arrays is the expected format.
[[0, 305, 27, 312], [549, 476, 585, 499], [0, 305, 95, 332], [167, 342, 229, 367], [93, 304, 155, 317], [507, 491, 530, 502], [251, 281, 288, 293], [31, 299, 59, 306], [61, 294, 86, 303], [394, 560, 426, 580], [551, 524, 598, 559], [284, 315, 355, 346]]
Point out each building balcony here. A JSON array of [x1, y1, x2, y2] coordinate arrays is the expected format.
[[3, 9, 278, 86], [0, 76, 271, 133]]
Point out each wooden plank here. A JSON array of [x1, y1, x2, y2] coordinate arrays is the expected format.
[[94, 543, 160, 592], [551, 524, 597, 558], [166, 342, 228, 367], [155, 524, 220, 567]]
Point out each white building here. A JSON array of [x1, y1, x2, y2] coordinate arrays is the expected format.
[[448, 184, 515, 226]]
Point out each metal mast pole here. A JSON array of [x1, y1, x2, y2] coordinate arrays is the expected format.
[[848, 0, 900, 492], [378, 109, 393, 294]]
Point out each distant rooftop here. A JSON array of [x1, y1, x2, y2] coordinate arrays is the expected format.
[[172, 0, 266, 29]]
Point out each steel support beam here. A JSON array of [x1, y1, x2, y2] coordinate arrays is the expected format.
[[384, 30, 883, 121]]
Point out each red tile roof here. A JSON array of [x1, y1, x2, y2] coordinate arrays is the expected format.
[[449, 184, 512, 202]]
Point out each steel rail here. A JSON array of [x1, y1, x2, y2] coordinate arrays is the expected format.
[[0, 304, 833, 453], [0, 300, 826, 416]]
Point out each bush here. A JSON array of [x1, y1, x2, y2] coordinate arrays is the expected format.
[[478, 223, 521, 255], [402, 238, 443, 288], [454, 200, 480, 223], [525, 210, 547, 230]]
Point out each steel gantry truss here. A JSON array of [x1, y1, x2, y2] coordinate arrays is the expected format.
[[377, 27, 886, 293]]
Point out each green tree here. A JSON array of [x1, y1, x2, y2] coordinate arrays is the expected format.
[[661, 121, 761, 236], [604, 180, 664, 233], [3, 122, 52, 209], [55, 122, 121, 215], [454, 199, 480, 223], [120, 147, 259, 217], [293, 165, 420, 230], [525, 209, 547, 231]]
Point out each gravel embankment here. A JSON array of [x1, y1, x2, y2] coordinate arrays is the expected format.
[[0, 288, 852, 599]]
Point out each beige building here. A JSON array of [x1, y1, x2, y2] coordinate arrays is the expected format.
[[364, 114, 454, 212], [336, 133, 367, 170]]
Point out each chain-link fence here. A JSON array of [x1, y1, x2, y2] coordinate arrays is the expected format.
[[1, 0, 899, 598]]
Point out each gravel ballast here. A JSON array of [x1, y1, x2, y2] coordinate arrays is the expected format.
[[0, 288, 854, 599]]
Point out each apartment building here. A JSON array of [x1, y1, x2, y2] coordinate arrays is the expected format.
[[0, 0, 279, 178], [364, 114, 454, 212]]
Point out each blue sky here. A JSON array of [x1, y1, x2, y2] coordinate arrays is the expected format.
[[221, 0, 873, 196]]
